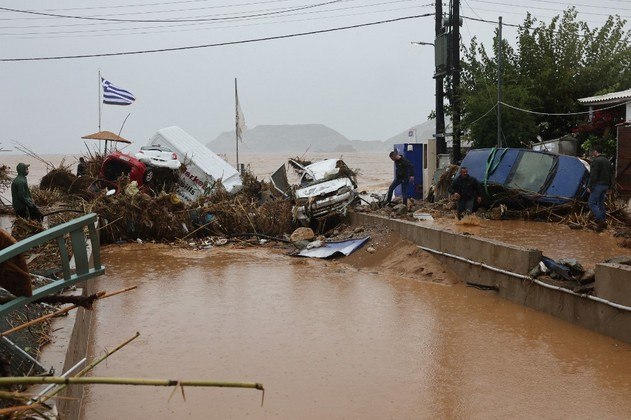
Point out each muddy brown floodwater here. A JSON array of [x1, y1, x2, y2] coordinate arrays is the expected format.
[[81, 243, 631, 419], [431, 217, 626, 269]]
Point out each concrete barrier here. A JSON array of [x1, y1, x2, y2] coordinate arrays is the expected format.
[[350, 212, 542, 274], [595, 263, 631, 307], [56, 279, 97, 419], [350, 212, 631, 344]]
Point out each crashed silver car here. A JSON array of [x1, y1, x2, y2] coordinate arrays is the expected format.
[[271, 158, 358, 225]]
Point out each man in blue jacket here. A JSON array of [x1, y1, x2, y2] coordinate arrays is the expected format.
[[11, 163, 43, 222]]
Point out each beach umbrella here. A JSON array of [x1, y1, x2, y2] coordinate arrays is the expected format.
[[81, 131, 132, 154]]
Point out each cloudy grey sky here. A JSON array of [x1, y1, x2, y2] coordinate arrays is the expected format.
[[1, 0, 628, 154]]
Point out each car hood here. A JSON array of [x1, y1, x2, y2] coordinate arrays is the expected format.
[[295, 177, 355, 199]]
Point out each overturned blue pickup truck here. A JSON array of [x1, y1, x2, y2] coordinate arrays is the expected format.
[[460, 148, 590, 205]]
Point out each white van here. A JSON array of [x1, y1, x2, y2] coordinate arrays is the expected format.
[[148, 126, 242, 201]]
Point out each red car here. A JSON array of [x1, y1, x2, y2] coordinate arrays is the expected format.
[[99, 152, 150, 189]]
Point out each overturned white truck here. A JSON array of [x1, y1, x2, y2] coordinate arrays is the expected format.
[[148, 126, 242, 201]]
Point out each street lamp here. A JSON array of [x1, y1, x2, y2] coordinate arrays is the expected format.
[[411, 40, 447, 157]]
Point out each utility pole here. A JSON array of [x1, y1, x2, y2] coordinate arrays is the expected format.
[[435, 1, 446, 155], [451, 0, 462, 164], [497, 16, 503, 148]]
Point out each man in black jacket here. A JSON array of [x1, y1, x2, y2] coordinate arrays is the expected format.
[[449, 166, 482, 219], [385, 151, 415, 206], [587, 144, 613, 231]]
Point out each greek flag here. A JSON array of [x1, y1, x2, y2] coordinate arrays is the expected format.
[[102, 77, 135, 105]]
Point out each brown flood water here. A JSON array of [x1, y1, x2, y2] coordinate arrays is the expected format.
[[431, 217, 626, 269], [81, 244, 631, 419]]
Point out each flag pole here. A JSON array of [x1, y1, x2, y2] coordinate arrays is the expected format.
[[98, 70, 103, 154], [235, 77, 240, 170]]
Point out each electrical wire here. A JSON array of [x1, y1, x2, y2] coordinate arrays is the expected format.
[[0, 13, 433, 61], [466, 103, 497, 125], [33, 0, 293, 14], [461, 14, 631, 45], [461, 14, 519, 28], [0, 0, 344, 23], [0, 1, 303, 22], [469, 0, 630, 19], [500, 100, 630, 116], [0, 0, 428, 36], [528, 0, 631, 12], [1, 6, 424, 39], [459, 5, 499, 109]]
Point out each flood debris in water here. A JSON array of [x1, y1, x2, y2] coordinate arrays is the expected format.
[[528, 256, 594, 293], [295, 236, 370, 259]]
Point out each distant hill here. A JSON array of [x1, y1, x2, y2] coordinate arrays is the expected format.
[[207, 120, 451, 154], [384, 118, 452, 146], [208, 124, 354, 154]]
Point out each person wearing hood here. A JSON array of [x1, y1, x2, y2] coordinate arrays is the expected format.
[[11, 162, 43, 222]]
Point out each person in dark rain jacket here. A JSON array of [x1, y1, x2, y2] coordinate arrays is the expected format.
[[587, 144, 613, 231], [448, 166, 482, 219], [11, 162, 43, 222], [385, 151, 414, 206]]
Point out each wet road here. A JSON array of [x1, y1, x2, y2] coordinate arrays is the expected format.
[[81, 244, 631, 419]]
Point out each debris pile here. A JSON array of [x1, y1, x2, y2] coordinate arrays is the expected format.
[[22, 158, 296, 245], [0, 164, 12, 213], [89, 182, 190, 243], [39, 167, 77, 192], [529, 255, 631, 294], [529, 256, 594, 293], [356, 192, 631, 235], [8, 218, 77, 288]]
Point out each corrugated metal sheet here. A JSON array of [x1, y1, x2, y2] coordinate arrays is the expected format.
[[578, 89, 631, 105], [297, 237, 370, 259]]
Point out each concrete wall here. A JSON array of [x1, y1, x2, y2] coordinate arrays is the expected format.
[[596, 263, 631, 307], [350, 212, 631, 344], [57, 230, 101, 420], [56, 278, 96, 420], [350, 212, 542, 274]]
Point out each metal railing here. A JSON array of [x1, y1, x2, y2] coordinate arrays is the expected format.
[[0, 213, 105, 317]]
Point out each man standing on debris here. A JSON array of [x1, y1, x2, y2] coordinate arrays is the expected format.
[[587, 144, 613, 231], [449, 166, 482, 219], [385, 151, 414, 207], [11, 163, 43, 222], [77, 157, 87, 176]]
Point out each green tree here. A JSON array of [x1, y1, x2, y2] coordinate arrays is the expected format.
[[459, 8, 631, 148]]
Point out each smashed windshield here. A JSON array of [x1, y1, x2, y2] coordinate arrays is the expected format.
[[506, 151, 555, 193]]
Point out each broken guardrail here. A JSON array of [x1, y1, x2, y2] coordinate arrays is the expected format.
[[0, 213, 105, 317]]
